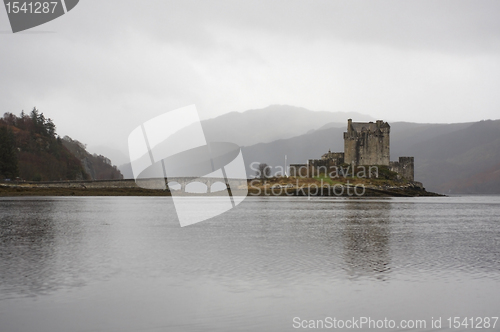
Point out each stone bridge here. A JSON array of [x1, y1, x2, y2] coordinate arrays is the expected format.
[[164, 177, 247, 193]]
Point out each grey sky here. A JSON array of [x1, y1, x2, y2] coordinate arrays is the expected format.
[[1, 0, 499, 160]]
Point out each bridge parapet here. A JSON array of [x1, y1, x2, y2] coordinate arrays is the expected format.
[[166, 177, 247, 193]]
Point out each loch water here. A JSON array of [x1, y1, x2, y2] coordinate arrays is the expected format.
[[0, 196, 499, 331]]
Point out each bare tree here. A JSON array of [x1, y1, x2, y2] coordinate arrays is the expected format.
[[256, 163, 271, 181]]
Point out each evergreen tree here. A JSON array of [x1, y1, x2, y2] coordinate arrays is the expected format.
[[0, 126, 19, 179]]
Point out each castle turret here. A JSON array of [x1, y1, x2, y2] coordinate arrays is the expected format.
[[389, 157, 414, 181]]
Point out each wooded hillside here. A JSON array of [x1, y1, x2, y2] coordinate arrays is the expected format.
[[0, 108, 122, 181]]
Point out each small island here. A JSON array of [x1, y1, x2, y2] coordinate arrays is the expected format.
[[249, 119, 441, 197]]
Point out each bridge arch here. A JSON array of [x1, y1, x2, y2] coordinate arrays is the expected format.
[[185, 181, 208, 194], [210, 181, 227, 193]]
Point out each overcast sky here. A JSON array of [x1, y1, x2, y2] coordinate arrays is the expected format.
[[1, 0, 499, 159]]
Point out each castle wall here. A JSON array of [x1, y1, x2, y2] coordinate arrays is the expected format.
[[343, 134, 357, 166], [389, 157, 414, 181], [289, 164, 309, 177], [320, 152, 345, 165]]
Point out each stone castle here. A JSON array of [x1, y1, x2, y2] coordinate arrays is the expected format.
[[290, 119, 415, 181]]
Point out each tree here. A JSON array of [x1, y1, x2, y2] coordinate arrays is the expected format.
[[29, 107, 56, 137], [45, 118, 56, 137], [0, 126, 19, 179], [256, 163, 271, 181], [2, 112, 16, 126]]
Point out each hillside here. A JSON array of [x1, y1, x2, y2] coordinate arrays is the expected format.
[[439, 162, 500, 194], [241, 127, 345, 173], [404, 119, 500, 194], [62, 137, 123, 180], [0, 109, 122, 181]]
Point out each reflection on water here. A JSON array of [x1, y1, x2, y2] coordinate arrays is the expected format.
[[0, 196, 499, 332], [341, 201, 392, 280], [0, 198, 130, 299], [0, 199, 60, 298]]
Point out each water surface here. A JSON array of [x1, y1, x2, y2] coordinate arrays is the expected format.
[[0, 196, 499, 331]]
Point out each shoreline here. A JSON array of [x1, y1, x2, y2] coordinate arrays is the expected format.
[[1, 183, 443, 197]]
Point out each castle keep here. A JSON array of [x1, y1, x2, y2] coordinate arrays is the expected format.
[[344, 119, 390, 166], [290, 119, 415, 181]]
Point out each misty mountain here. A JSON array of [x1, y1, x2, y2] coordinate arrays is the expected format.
[[242, 127, 345, 173], [118, 105, 373, 178], [88, 145, 129, 167], [117, 103, 500, 194], [403, 120, 500, 193], [118, 162, 133, 180], [200, 104, 374, 146], [242, 119, 500, 194]]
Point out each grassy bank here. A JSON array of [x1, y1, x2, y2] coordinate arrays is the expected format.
[[0, 185, 171, 196]]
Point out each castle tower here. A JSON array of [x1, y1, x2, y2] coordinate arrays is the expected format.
[[343, 119, 390, 165]]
